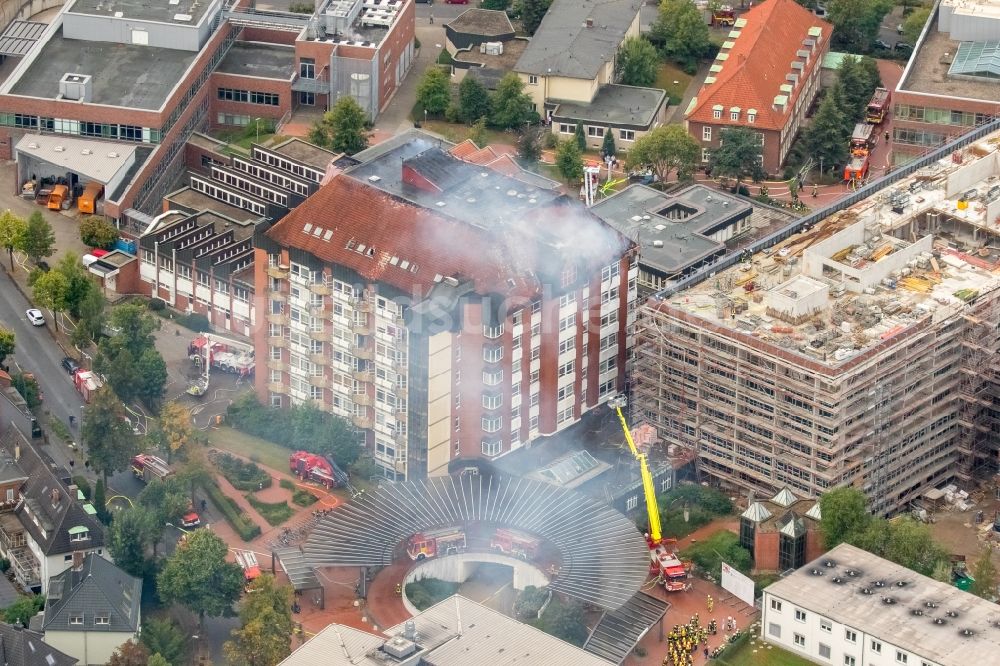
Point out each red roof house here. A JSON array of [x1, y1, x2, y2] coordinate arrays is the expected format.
[[685, 0, 832, 174]]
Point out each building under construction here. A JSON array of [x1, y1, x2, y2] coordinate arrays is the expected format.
[[635, 133, 1000, 515]]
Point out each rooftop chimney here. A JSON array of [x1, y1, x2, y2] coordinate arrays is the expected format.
[[72, 550, 84, 572], [586, 17, 593, 28], [50, 488, 60, 506]]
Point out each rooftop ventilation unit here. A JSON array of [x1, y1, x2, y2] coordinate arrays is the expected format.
[[58, 73, 92, 103], [108, 152, 119, 158], [53, 146, 65, 152], [382, 635, 417, 659], [368, 175, 381, 182], [81, 149, 92, 155], [173, 13, 193, 21]]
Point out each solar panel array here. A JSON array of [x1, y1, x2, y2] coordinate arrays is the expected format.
[[303, 474, 650, 611]]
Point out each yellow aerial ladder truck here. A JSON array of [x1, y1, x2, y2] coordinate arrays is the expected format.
[[609, 396, 690, 591]]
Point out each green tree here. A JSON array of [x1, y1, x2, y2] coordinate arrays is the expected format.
[[626, 124, 701, 183], [806, 91, 850, 172], [902, 7, 931, 45], [836, 56, 870, 121], [19, 211, 55, 265], [468, 116, 488, 148], [292, 403, 359, 467], [223, 574, 294, 666], [138, 477, 192, 555], [79, 215, 120, 249], [970, 549, 997, 600], [818, 487, 870, 549], [709, 126, 767, 187], [55, 252, 98, 319], [0, 210, 26, 271], [682, 530, 752, 581], [853, 517, 948, 577], [11, 372, 40, 409], [93, 477, 109, 523], [490, 73, 534, 130], [147, 654, 171, 666], [458, 76, 492, 125], [828, 0, 893, 52], [82, 386, 139, 484], [71, 283, 106, 349], [534, 598, 587, 646], [141, 617, 187, 666], [653, 0, 711, 71], [2, 595, 44, 627], [601, 129, 617, 159], [108, 639, 150, 666], [617, 36, 659, 87], [555, 139, 584, 181], [135, 347, 168, 411], [520, 0, 552, 36], [31, 269, 70, 332], [858, 56, 882, 96], [574, 123, 586, 151], [518, 128, 542, 163], [481, 0, 508, 8], [96, 303, 166, 408], [0, 327, 13, 367], [157, 529, 244, 629], [308, 97, 369, 155], [108, 507, 152, 577], [415, 67, 451, 116], [932, 560, 954, 584]]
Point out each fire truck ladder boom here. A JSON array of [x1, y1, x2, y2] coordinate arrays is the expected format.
[[609, 396, 661, 544]]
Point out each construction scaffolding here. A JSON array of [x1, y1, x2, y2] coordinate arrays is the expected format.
[[956, 286, 1000, 481]]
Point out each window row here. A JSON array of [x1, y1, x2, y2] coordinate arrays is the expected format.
[[556, 124, 636, 142], [0, 114, 157, 143], [217, 88, 280, 106]]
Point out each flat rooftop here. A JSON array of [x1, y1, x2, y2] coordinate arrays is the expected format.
[[216, 41, 295, 79], [900, 17, 1000, 100], [69, 0, 214, 25], [8, 29, 196, 109], [766, 543, 1000, 665], [454, 37, 528, 71], [552, 84, 666, 128], [666, 135, 1000, 368], [269, 138, 338, 171], [347, 139, 562, 230], [164, 186, 262, 225], [592, 184, 751, 275]]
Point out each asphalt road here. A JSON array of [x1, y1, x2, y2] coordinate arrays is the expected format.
[[0, 268, 83, 472]]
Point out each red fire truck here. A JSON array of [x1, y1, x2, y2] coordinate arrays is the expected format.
[[289, 451, 338, 489], [843, 153, 870, 182], [131, 454, 173, 483], [235, 550, 262, 586], [489, 528, 541, 560], [406, 526, 467, 560], [865, 87, 891, 124], [850, 123, 876, 154], [710, 4, 736, 26]]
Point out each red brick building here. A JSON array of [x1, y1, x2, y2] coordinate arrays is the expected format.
[[0, 0, 414, 220], [739, 488, 824, 573], [685, 0, 831, 175], [253, 130, 637, 481]]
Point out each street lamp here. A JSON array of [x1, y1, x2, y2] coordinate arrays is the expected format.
[[423, 108, 428, 125], [254, 117, 262, 143]]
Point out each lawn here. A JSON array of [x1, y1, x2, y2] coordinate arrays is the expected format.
[[208, 425, 290, 475], [245, 493, 295, 526], [417, 119, 515, 148], [713, 635, 814, 665], [655, 62, 694, 106]]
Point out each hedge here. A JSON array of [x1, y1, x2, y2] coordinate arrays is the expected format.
[[212, 452, 272, 492], [245, 494, 294, 526], [201, 480, 261, 541]]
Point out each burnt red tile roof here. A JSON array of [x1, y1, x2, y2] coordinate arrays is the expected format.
[[686, 0, 831, 131], [265, 166, 627, 298], [450, 139, 480, 159]]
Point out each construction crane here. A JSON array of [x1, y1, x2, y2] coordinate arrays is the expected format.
[[608, 395, 690, 591]]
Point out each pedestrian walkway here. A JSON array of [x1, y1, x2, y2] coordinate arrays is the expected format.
[[374, 22, 446, 137]]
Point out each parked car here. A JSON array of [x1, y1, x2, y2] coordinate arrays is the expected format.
[[894, 42, 913, 54], [873, 39, 891, 51], [61, 357, 81, 374], [26, 309, 44, 326]]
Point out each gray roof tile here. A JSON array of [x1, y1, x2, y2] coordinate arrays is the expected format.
[[0, 623, 77, 666], [42, 554, 141, 634]]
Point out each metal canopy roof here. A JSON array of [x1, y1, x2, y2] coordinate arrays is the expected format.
[[583, 592, 669, 664], [0, 21, 46, 57], [304, 474, 650, 611], [273, 546, 321, 591]]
